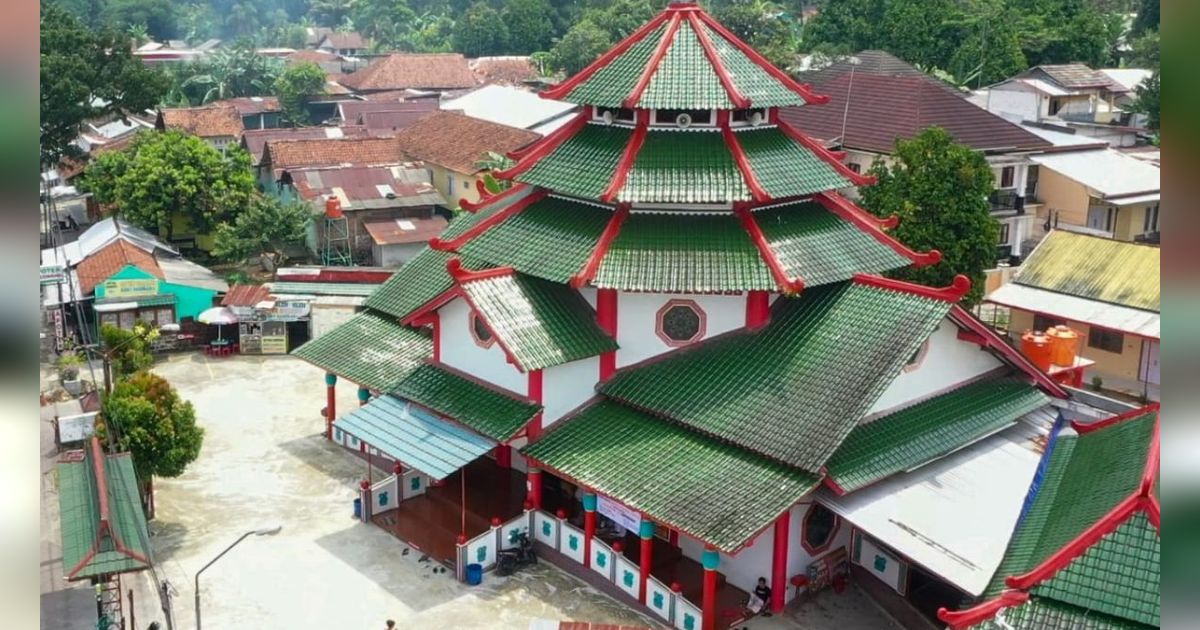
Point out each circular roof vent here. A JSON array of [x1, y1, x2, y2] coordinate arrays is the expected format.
[[749, 111, 765, 126], [675, 113, 692, 129], [601, 110, 615, 125]]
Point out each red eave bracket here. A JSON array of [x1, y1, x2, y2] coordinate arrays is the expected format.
[[600, 112, 650, 202], [696, 10, 830, 105], [571, 204, 630, 288], [937, 591, 1030, 630], [774, 114, 875, 186], [722, 114, 771, 203], [815, 191, 941, 267], [623, 14, 683, 108], [446, 258, 515, 283], [433, 188, 549, 251], [735, 204, 803, 294], [542, 12, 672, 100], [494, 111, 590, 181], [854, 273, 970, 302], [821, 474, 848, 497], [687, 11, 751, 108]]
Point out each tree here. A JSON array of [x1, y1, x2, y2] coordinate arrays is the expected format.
[[352, 0, 419, 51], [859, 127, 999, 307], [802, 0, 887, 54], [177, 43, 282, 104], [40, 5, 169, 166], [586, 0, 657, 42], [79, 130, 256, 240], [1130, 0, 1159, 36], [309, 0, 355, 26], [274, 61, 327, 125], [714, 0, 798, 69], [879, 0, 958, 71], [453, 3, 510, 57], [1131, 70, 1159, 131], [503, 0, 555, 55], [103, 0, 178, 41], [946, 3, 1028, 87], [99, 322, 158, 382], [212, 196, 312, 262], [549, 20, 610, 75]]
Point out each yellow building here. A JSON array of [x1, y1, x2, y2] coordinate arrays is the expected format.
[[987, 230, 1159, 399], [1029, 149, 1160, 243]]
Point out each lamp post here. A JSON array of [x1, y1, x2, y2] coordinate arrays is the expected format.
[[194, 525, 282, 630]]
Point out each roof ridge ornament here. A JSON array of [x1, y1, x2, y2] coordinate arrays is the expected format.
[[852, 273, 969, 303]]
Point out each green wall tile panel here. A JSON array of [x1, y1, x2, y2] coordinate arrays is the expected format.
[[438, 185, 542, 242], [518, 124, 629, 200], [293, 310, 432, 391], [565, 23, 669, 107], [706, 23, 806, 107], [827, 378, 1049, 493], [737, 128, 850, 199], [391, 363, 541, 441], [754, 202, 910, 287], [522, 399, 817, 552], [462, 274, 617, 371], [637, 21, 732, 109], [600, 282, 950, 471], [618, 129, 749, 204], [593, 211, 775, 293], [969, 599, 1153, 630]]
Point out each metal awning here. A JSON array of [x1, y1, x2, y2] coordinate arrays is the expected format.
[[333, 395, 495, 480]]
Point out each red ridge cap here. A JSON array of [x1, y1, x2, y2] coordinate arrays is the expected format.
[[459, 182, 529, 213], [1147, 494, 1161, 530], [571, 204, 630, 288], [853, 273, 970, 303], [446, 257, 516, 283], [542, 12, 672, 100], [822, 475, 848, 497], [949, 305, 1069, 398], [494, 111, 591, 181], [774, 114, 875, 186], [1141, 414, 1160, 498], [624, 14, 683, 108], [600, 111, 650, 202], [815, 191, 941, 267], [687, 12, 751, 108], [735, 205, 803, 293], [937, 591, 1030, 630], [433, 188, 549, 250], [508, 107, 591, 161], [723, 115, 771, 203], [1071, 402, 1160, 434], [694, 10, 831, 105], [90, 437, 111, 525]]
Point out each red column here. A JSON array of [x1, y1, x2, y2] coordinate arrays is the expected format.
[[324, 373, 337, 440], [771, 511, 790, 613], [494, 444, 512, 468], [526, 465, 543, 510], [638, 519, 655, 603], [597, 288, 618, 381], [701, 546, 719, 630], [746, 290, 770, 330], [583, 492, 597, 568]]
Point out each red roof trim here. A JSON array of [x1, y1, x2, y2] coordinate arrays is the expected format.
[[1071, 403, 1160, 434], [687, 12, 751, 108], [494, 111, 590, 181], [446, 257, 516, 283], [624, 13, 684, 108], [400, 286, 460, 327], [600, 111, 650, 202], [735, 205, 803, 293], [822, 475, 849, 496], [1141, 415, 1160, 499], [432, 188, 549, 250], [571, 204, 630, 288], [506, 107, 590, 161], [91, 437, 111, 525], [949, 305, 1070, 398], [723, 115, 771, 203], [694, 10, 830, 105], [1147, 494, 1161, 530], [424, 359, 541, 411], [937, 590, 1030, 630], [814, 191, 942, 267], [541, 12, 672, 100], [459, 181, 529, 212], [853, 273, 970, 303], [774, 114, 875, 186]]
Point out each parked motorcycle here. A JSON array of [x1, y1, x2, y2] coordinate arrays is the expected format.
[[496, 531, 537, 576]]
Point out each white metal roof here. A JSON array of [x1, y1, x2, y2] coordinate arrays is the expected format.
[[819, 407, 1056, 596], [1030, 149, 1159, 198], [157, 256, 230, 292], [1020, 123, 1109, 149], [1007, 78, 1071, 96], [987, 282, 1159, 339], [1100, 68, 1152, 92], [441, 84, 577, 134]]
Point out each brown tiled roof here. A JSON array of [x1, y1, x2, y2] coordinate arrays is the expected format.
[[364, 216, 449, 244], [158, 106, 244, 138], [264, 136, 406, 171], [242, 126, 370, 165], [77, 240, 163, 295], [780, 51, 1052, 154], [357, 90, 414, 102], [394, 111, 540, 174], [288, 49, 341, 64], [214, 97, 281, 116], [470, 56, 540, 85], [338, 99, 438, 122], [359, 110, 434, 131], [318, 31, 368, 50], [1029, 64, 1126, 91], [221, 283, 271, 307], [338, 54, 478, 92], [289, 164, 444, 208]]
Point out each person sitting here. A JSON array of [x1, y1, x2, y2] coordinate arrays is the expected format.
[[746, 577, 772, 617]]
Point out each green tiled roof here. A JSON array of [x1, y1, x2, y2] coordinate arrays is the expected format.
[[593, 211, 775, 292], [391, 363, 540, 441], [637, 20, 732, 109], [826, 378, 1049, 493], [564, 23, 668, 107], [600, 282, 951, 471], [461, 273, 617, 371], [968, 599, 1152, 630], [292, 310, 431, 391], [517, 124, 628, 200], [457, 196, 611, 284], [737, 128, 850, 199], [59, 449, 151, 580], [439, 185, 542, 242], [619, 129, 748, 204], [364, 247, 480, 321], [523, 400, 818, 552], [705, 22, 805, 107], [754, 202, 910, 287]]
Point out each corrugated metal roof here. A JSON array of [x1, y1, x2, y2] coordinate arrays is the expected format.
[[1013, 231, 1159, 312], [269, 281, 381, 297], [987, 283, 1159, 339], [441, 85, 577, 132]]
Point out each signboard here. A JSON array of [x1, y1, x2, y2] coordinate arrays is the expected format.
[[260, 320, 288, 354], [597, 495, 641, 533], [270, 299, 311, 320], [52, 308, 64, 352], [102, 278, 159, 299], [40, 265, 65, 285]]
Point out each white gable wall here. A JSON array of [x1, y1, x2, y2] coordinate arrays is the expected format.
[[616, 292, 747, 367], [438, 297, 528, 396], [542, 356, 600, 428], [867, 320, 1005, 416]]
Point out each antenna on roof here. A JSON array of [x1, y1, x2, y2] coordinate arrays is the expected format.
[[838, 55, 862, 150]]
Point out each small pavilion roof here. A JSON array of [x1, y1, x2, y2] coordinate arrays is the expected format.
[[391, 362, 540, 442], [362, 246, 487, 322], [58, 439, 152, 580], [292, 310, 431, 391]]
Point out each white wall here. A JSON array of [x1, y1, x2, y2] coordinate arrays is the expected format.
[[867, 320, 1004, 416], [616, 292, 747, 368], [542, 356, 600, 428], [439, 298, 528, 395], [310, 304, 357, 339], [375, 242, 426, 268], [987, 88, 1041, 122]]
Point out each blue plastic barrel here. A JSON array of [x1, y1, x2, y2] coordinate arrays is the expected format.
[[353, 497, 362, 519], [465, 563, 483, 585]]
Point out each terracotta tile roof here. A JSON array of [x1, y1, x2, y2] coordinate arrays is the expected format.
[[76, 240, 163, 295], [214, 97, 280, 116], [364, 216, 449, 245], [470, 56, 540, 85], [780, 51, 1051, 154], [338, 99, 438, 123], [264, 136, 406, 171], [357, 90, 416, 102], [220, 283, 271, 307], [394, 111, 539, 174], [157, 106, 244, 138], [338, 54, 478, 92], [288, 49, 341, 65], [242, 126, 370, 165], [305, 27, 333, 47], [317, 31, 368, 51]]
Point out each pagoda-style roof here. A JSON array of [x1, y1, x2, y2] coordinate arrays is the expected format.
[[391, 363, 541, 442], [541, 2, 824, 110], [940, 406, 1160, 629], [292, 310, 431, 391]]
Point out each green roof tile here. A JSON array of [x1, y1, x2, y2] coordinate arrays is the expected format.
[[564, 23, 668, 107], [439, 185, 542, 242], [363, 247, 488, 321], [292, 310, 431, 391], [968, 598, 1153, 630], [826, 378, 1049, 493], [391, 363, 541, 441], [705, 23, 806, 107], [517, 124, 627, 200], [754, 202, 910, 287], [600, 282, 950, 471], [637, 20, 732, 109], [593, 211, 775, 292], [58, 450, 151, 580], [618, 129, 748, 204], [737, 127, 850, 199], [523, 399, 818, 552], [461, 274, 617, 371], [457, 196, 611, 284]]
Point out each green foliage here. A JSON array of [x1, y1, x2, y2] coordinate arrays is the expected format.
[[56, 352, 86, 381], [274, 61, 327, 125], [1130, 0, 1159, 36], [503, 0, 555, 55], [309, 0, 355, 26], [39, 5, 170, 166], [103, 372, 203, 481], [212, 196, 312, 262], [1127, 30, 1159, 68], [587, 0, 657, 42], [79, 130, 256, 239], [946, 3, 1028, 88], [99, 322, 159, 380], [453, 2, 510, 57], [352, 0, 419, 51], [103, 0, 178, 41], [1131, 70, 1159, 131], [549, 20, 611, 75], [713, 0, 798, 69], [171, 43, 283, 105], [859, 128, 999, 307]]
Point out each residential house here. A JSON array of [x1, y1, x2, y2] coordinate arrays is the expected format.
[[286, 49, 345, 74], [316, 31, 370, 57], [155, 105, 244, 151], [215, 96, 282, 130], [1029, 148, 1160, 243], [337, 99, 440, 131], [241, 126, 370, 183], [469, 56, 542, 86], [981, 64, 1141, 146], [41, 218, 177, 309], [1102, 68, 1155, 129], [304, 27, 334, 48], [259, 136, 407, 192], [393, 111, 539, 208], [73, 114, 154, 154], [987, 230, 1159, 399], [441, 84, 578, 136], [335, 53, 479, 95]]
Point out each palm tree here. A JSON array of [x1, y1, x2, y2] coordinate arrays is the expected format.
[[126, 22, 150, 48]]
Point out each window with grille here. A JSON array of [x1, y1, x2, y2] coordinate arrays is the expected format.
[[1088, 328, 1124, 353]]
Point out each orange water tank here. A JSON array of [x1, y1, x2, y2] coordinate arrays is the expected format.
[[1021, 330, 1053, 371], [325, 196, 343, 218], [1046, 325, 1080, 367]]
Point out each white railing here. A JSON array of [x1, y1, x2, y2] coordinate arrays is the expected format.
[[370, 475, 398, 515], [455, 511, 532, 581]]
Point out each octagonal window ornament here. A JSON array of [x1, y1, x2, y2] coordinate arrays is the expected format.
[[655, 299, 706, 347], [801, 502, 841, 555], [470, 311, 495, 348]]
